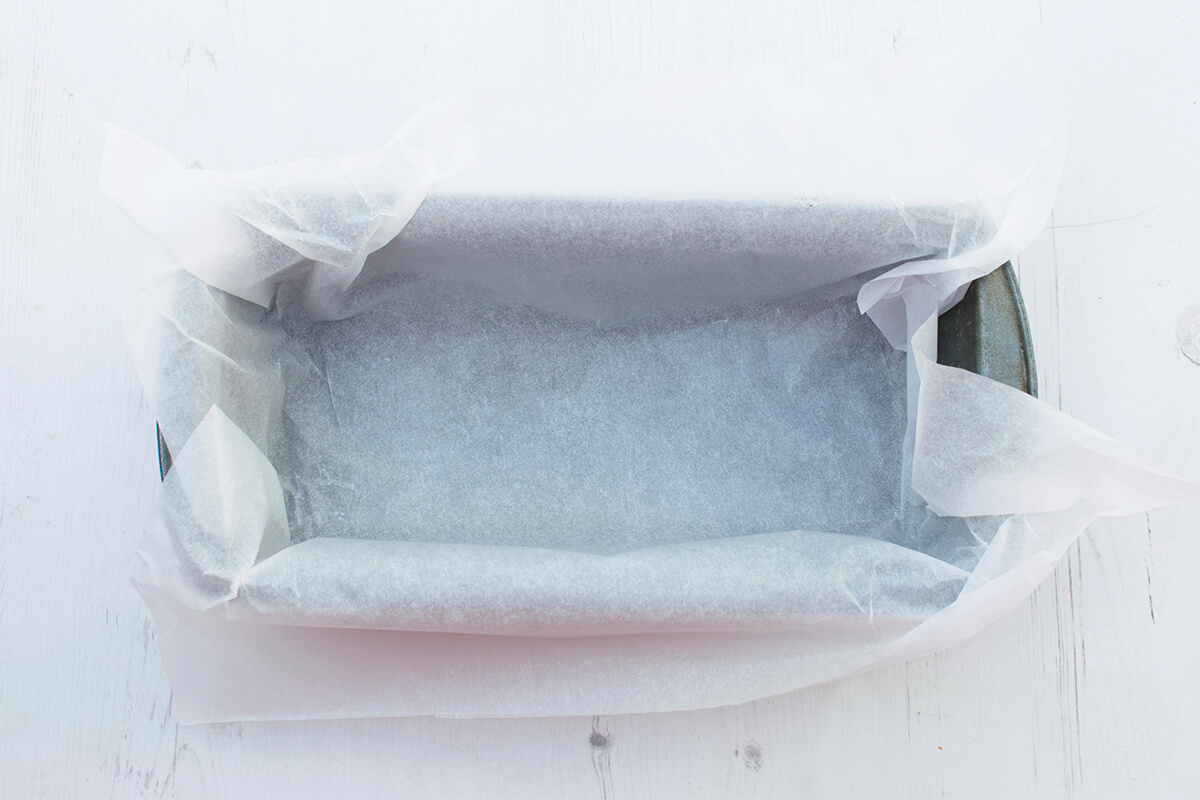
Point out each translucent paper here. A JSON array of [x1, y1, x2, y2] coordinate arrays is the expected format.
[[103, 45, 1197, 722]]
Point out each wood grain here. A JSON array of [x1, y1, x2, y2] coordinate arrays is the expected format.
[[2, 0, 1197, 796]]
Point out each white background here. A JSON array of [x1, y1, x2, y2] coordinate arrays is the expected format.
[[3, 1, 1199, 797]]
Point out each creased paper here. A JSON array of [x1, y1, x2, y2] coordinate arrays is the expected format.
[[105, 43, 1198, 722]]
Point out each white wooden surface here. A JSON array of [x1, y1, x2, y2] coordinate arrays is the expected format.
[[3, 1, 1199, 797]]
